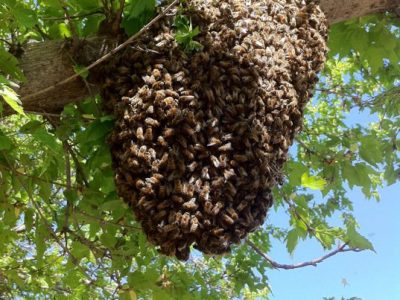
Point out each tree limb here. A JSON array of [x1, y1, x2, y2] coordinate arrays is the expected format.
[[246, 239, 363, 270]]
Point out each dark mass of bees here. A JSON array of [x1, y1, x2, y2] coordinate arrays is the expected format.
[[100, 0, 328, 260]]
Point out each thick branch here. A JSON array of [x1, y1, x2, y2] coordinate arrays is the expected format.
[[7, 0, 400, 115], [320, 0, 400, 24], [246, 239, 363, 270]]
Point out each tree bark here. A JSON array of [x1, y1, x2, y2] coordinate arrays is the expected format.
[[5, 0, 400, 115]]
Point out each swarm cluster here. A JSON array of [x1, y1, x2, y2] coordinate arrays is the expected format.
[[101, 0, 328, 260]]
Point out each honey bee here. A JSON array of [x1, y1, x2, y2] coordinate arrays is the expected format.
[[183, 198, 198, 211], [190, 216, 199, 233], [201, 167, 210, 180], [211, 202, 224, 216], [207, 137, 221, 147], [226, 207, 239, 221], [210, 155, 220, 168], [174, 179, 183, 194], [187, 161, 198, 173], [145, 117, 160, 127], [181, 212, 191, 230], [144, 127, 153, 141], [171, 195, 184, 204], [221, 213, 235, 226], [157, 136, 168, 147], [218, 142, 232, 152], [152, 68, 162, 80], [163, 128, 175, 139]]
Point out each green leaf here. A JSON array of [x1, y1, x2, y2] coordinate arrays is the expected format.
[[0, 49, 24, 80], [286, 229, 299, 254], [359, 135, 383, 166], [346, 225, 375, 251], [0, 84, 24, 115], [0, 130, 13, 150], [301, 173, 327, 190]]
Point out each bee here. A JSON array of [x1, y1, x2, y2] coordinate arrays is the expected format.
[[199, 182, 210, 201], [210, 227, 224, 237], [183, 198, 198, 211], [146, 105, 154, 114], [207, 137, 222, 147], [204, 201, 213, 214], [190, 216, 199, 233], [176, 135, 187, 148], [158, 185, 167, 198], [210, 155, 220, 168], [221, 213, 235, 226], [201, 167, 210, 180], [167, 158, 176, 171], [171, 195, 184, 204], [226, 207, 239, 221], [174, 179, 183, 194], [223, 169, 236, 180], [218, 142, 232, 152], [127, 158, 139, 168], [187, 162, 198, 173], [152, 68, 162, 80], [182, 148, 194, 161], [211, 177, 224, 189], [165, 89, 179, 98], [135, 179, 145, 189], [157, 200, 170, 210], [163, 128, 175, 139], [154, 90, 166, 102], [211, 202, 224, 216], [145, 117, 160, 127], [157, 136, 168, 147], [158, 153, 169, 168], [142, 75, 156, 85], [181, 212, 191, 230], [144, 127, 153, 141], [141, 184, 155, 196], [225, 181, 237, 196], [164, 73, 172, 87]]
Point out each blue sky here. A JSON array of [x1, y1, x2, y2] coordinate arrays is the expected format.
[[267, 183, 399, 300], [265, 108, 400, 300]]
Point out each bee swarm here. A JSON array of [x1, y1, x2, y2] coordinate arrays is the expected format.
[[101, 0, 328, 260]]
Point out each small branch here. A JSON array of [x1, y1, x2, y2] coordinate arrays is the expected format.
[[63, 140, 90, 187], [21, 0, 179, 102], [62, 141, 72, 246], [41, 10, 104, 21], [246, 239, 362, 270]]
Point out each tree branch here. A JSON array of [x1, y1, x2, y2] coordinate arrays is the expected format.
[[20, 0, 179, 104], [246, 239, 363, 270]]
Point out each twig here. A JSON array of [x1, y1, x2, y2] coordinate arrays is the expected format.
[[21, 0, 179, 102], [246, 239, 362, 270], [74, 209, 141, 230], [62, 141, 72, 246], [41, 10, 104, 21], [63, 140, 90, 187]]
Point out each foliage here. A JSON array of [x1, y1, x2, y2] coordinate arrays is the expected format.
[[173, 15, 203, 52], [0, 0, 399, 299]]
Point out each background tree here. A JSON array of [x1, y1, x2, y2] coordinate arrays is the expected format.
[[0, 0, 399, 299]]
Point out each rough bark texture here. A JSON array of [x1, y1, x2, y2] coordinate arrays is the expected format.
[[320, 0, 400, 23], [6, 0, 400, 115]]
